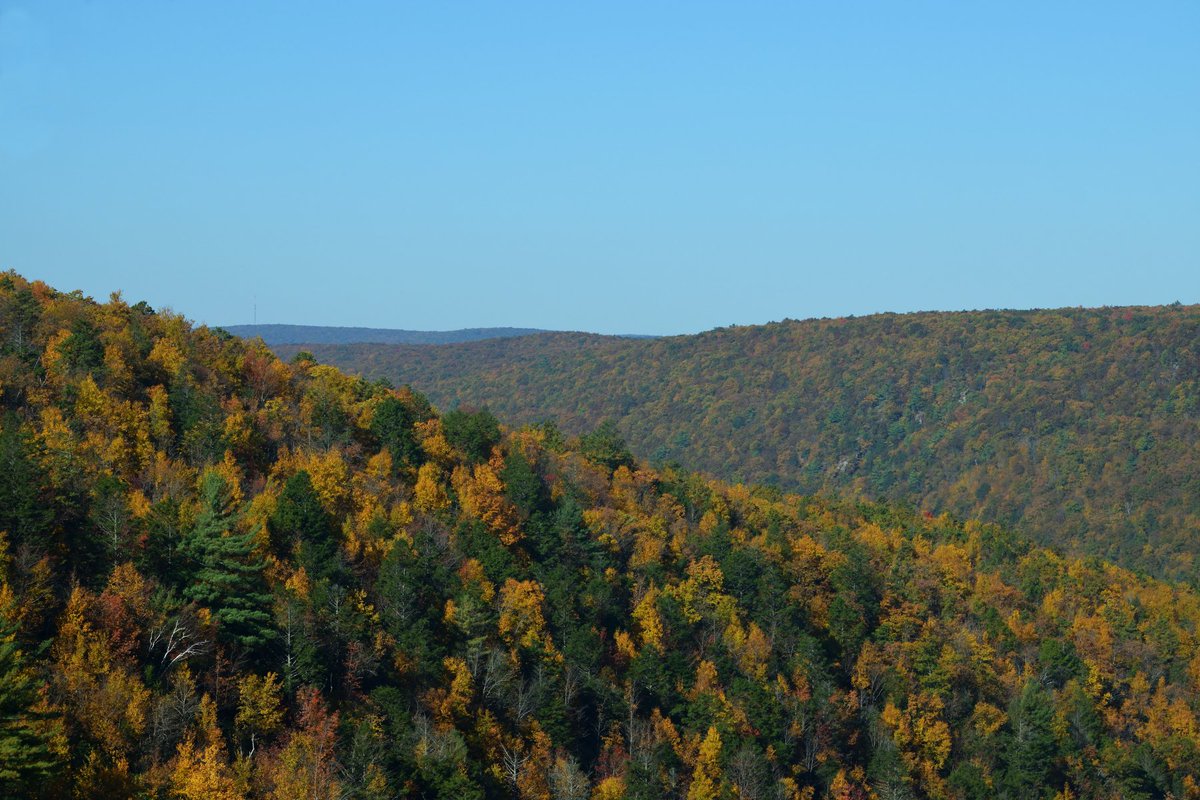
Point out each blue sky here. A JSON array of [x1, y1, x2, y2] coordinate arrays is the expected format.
[[1, 2, 1197, 335]]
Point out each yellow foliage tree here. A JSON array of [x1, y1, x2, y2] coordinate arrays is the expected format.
[[269, 687, 341, 800], [171, 695, 244, 800], [592, 776, 626, 800], [51, 587, 150, 762], [498, 579, 555, 655], [413, 462, 451, 514], [687, 726, 726, 800], [235, 672, 284, 755], [881, 693, 952, 793], [453, 456, 524, 546], [669, 556, 735, 626], [631, 586, 664, 650]]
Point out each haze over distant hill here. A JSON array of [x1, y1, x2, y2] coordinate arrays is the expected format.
[[226, 324, 658, 347], [272, 305, 1200, 583], [223, 323, 550, 346]]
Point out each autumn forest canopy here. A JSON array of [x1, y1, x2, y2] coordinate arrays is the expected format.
[[2, 271, 1200, 800], [272, 305, 1200, 585]]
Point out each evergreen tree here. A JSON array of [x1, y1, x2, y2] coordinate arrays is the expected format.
[[578, 420, 634, 472], [183, 471, 275, 654], [0, 611, 61, 794], [827, 540, 880, 662], [441, 408, 501, 463], [59, 317, 104, 377], [0, 416, 50, 550], [0, 282, 41, 367], [500, 448, 547, 518], [370, 395, 422, 468], [269, 471, 342, 582], [1002, 681, 1059, 798], [376, 534, 449, 681]]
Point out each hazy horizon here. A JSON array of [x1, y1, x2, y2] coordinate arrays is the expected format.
[[219, 299, 1199, 340], [2, 2, 1198, 334]]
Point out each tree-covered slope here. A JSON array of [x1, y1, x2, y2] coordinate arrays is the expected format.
[[3, 273, 1200, 799], [273, 306, 1200, 583]]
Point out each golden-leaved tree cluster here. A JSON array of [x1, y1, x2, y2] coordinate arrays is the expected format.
[[0, 271, 1199, 799]]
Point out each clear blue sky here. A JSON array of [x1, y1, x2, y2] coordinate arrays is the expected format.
[[1, 2, 1197, 335]]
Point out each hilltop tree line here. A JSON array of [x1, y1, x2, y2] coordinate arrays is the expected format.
[[1, 272, 1199, 799]]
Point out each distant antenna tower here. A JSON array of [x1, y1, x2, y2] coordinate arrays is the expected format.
[[253, 294, 257, 325]]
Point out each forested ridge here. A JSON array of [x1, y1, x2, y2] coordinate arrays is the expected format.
[[271, 305, 1200, 583], [2, 271, 1200, 799], [224, 325, 551, 347]]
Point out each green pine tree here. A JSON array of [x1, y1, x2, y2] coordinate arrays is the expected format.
[[269, 470, 342, 582], [370, 395, 423, 468], [0, 611, 61, 794], [1002, 680, 1060, 798], [183, 471, 275, 654], [0, 416, 51, 551], [578, 419, 634, 472], [441, 408, 501, 464]]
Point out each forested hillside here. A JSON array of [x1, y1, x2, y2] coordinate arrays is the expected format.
[[3, 272, 1200, 799], [272, 306, 1200, 583]]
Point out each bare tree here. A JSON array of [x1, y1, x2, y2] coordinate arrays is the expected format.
[[147, 610, 209, 672], [727, 744, 769, 800], [512, 665, 546, 724], [802, 727, 821, 774], [92, 487, 133, 557], [548, 753, 590, 800], [499, 741, 529, 789], [561, 662, 581, 711], [148, 668, 199, 759], [480, 647, 517, 706], [277, 599, 304, 693]]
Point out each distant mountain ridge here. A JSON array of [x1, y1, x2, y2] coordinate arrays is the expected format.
[[223, 323, 549, 345], [225, 323, 658, 346], [271, 304, 1200, 583]]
